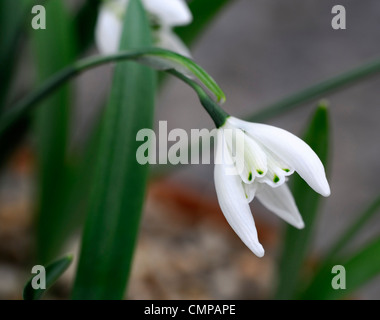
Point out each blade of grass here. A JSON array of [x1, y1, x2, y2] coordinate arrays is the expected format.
[[247, 58, 380, 123], [326, 195, 380, 260], [275, 102, 330, 299], [74, 0, 102, 52], [330, 238, 380, 300], [23, 254, 73, 300], [72, 0, 155, 300], [301, 236, 380, 300], [0, 0, 31, 111], [299, 194, 380, 299], [31, 0, 77, 263]]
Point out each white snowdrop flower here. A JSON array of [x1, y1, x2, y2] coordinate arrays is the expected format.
[[214, 116, 331, 257], [95, 0, 192, 56]]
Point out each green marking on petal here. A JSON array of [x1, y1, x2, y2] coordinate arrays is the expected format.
[[283, 168, 290, 173], [273, 175, 280, 183], [242, 182, 249, 199], [257, 170, 263, 175], [248, 172, 253, 181]]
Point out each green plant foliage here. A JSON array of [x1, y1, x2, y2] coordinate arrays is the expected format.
[[72, 0, 156, 299], [275, 103, 330, 299], [23, 255, 73, 300]]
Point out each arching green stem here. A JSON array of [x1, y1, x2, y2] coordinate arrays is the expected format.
[[0, 48, 225, 137], [168, 69, 229, 128]]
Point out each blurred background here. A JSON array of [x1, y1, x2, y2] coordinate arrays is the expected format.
[[1, 0, 380, 299]]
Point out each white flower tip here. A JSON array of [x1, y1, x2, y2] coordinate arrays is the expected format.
[[235, 224, 266, 258], [250, 243, 265, 258], [316, 178, 331, 197], [295, 220, 305, 229], [287, 215, 305, 229], [321, 184, 331, 197], [321, 190, 331, 197]]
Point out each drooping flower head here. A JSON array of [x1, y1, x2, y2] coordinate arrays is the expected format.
[[164, 71, 330, 257], [95, 0, 192, 56], [214, 116, 330, 257]]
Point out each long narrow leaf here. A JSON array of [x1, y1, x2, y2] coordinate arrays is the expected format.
[[275, 103, 330, 299], [0, 0, 31, 111], [300, 195, 380, 299], [31, 0, 77, 263], [301, 236, 380, 300], [74, 0, 102, 52], [326, 195, 380, 260], [0, 0, 31, 167], [23, 255, 73, 300], [247, 58, 380, 123], [72, 0, 155, 300]]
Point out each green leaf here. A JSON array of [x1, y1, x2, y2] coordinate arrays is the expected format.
[[74, 0, 102, 52], [137, 49, 226, 103], [326, 195, 380, 260], [31, 0, 77, 263], [176, 0, 233, 46], [72, 0, 155, 300], [23, 255, 73, 300], [0, 0, 30, 111], [246, 58, 380, 123], [275, 102, 330, 299], [333, 238, 380, 299], [301, 236, 380, 300], [300, 195, 380, 299]]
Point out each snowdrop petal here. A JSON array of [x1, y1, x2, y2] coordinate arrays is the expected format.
[[214, 133, 265, 257], [228, 117, 330, 197], [96, 0, 192, 55], [257, 166, 287, 188], [95, 6, 122, 54], [240, 134, 268, 181], [256, 183, 304, 229], [222, 124, 267, 184], [144, 0, 192, 26]]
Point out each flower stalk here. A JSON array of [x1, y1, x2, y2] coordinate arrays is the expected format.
[[168, 69, 229, 128], [0, 48, 225, 138]]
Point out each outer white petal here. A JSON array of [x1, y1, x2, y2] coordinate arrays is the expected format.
[[143, 0, 192, 26], [256, 183, 305, 229], [95, 6, 122, 54], [156, 28, 192, 57], [228, 117, 331, 197], [214, 131, 265, 257]]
